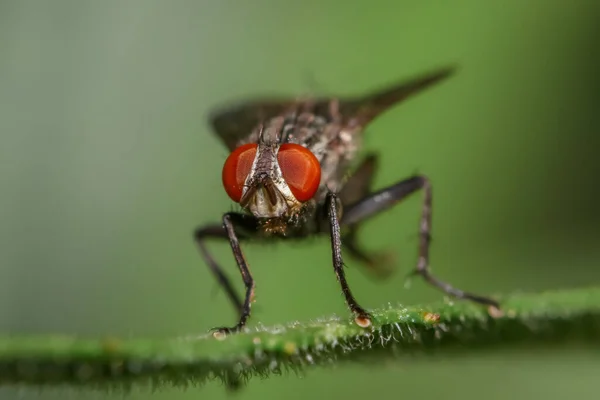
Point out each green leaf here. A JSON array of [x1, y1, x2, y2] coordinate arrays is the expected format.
[[1, 286, 599, 392]]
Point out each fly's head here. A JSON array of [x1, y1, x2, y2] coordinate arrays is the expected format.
[[221, 118, 322, 219]]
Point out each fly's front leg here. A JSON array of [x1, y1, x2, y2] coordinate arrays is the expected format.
[[326, 192, 372, 328], [194, 212, 258, 335], [341, 175, 500, 309], [194, 224, 242, 314]]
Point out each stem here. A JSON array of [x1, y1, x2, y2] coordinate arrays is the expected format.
[[1, 286, 599, 391]]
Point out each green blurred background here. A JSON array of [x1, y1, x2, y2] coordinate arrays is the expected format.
[[1, 0, 599, 399]]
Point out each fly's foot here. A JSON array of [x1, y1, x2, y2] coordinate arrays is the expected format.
[[354, 312, 373, 328], [210, 325, 242, 340]]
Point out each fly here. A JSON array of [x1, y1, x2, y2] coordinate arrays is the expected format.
[[194, 66, 500, 336]]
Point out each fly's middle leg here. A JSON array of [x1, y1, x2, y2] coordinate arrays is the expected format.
[[340, 175, 500, 310]]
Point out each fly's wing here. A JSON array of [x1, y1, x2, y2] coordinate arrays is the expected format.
[[209, 66, 455, 150], [209, 99, 297, 151], [336, 66, 456, 129]]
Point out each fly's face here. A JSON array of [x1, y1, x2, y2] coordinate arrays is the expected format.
[[221, 121, 322, 219]]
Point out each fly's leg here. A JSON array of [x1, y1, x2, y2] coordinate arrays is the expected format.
[[340, 175, 500, 309], [194, 212, 258, 335], [194, 224, 243, 314], [326, 192, 372, 328]]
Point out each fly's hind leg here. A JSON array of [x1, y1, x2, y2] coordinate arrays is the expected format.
[[339, 154, 396, 278], [340, 174, 500, 309]]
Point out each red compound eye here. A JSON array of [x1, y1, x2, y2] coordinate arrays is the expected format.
[[222, 143, 257, 202], [277, 143, 321, 202]]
